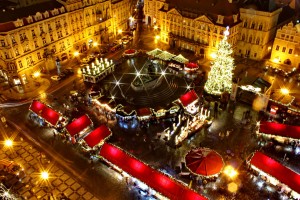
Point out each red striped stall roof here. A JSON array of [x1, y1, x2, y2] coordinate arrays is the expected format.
[[66, 114, 92, 136], [29, 100, 46, 115], [84, 125, 111, 148], [40, 107, 60, 126], [259, 121, 300, 139], [99, 143, 207, 200], [250, 151, 300, 194], [179, 90, 198, 107]]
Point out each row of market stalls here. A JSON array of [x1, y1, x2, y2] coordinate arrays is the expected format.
[[28, 100, 208, 199], [99, 143, 207, 200], [257, 121, 300, 144], [146, 48, 199, 73], [29, 100, 112, 151], [247, 151, 300, 199]]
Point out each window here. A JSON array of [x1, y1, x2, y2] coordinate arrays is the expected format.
[[254, 53, 257, 57], [258, 24, 262, 30], [239, 49, 241, 53], [288, 49, 293, 54], [34, 40, 39, 48], [251, 23, 255, 29], [50, 34, 54, 41], [282, 47, 286, 52], [19, 34, 23, 41], [31, 30, 36, 37], [256, 38, 260, 45], [276, 45, 279, 51], [40, 25, 43, 33], [242, 34, 245, 41], [0, 40, 5, 47], [18, 60, 23, 68], [4, 52, 9, 59], [244, 22, 247, 28], [15, 48, 19, 56], [37, 52, 41, 59], [249, 36, 252, 43]]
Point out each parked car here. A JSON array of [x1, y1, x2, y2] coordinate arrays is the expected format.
[[51, 75, 61, 81], [0, 159, 25, 179], [64, 68, 74, 75]]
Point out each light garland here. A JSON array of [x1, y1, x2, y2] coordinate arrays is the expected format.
[[204, 26, 235, 96]]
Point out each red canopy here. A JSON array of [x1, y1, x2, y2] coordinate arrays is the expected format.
[[84, 125, 111, 148], [137, 108, 152, 117], [66, 114, 92, 136], [40, 107, 60, 126], [99, 143, 207, 200], [185, 62, 199, 69], [179, 90, 198, 107], [250, 151, 300, 194], [185, 148, 224, 176], [29, 100, 46, 115], [259, 121, 300, 139]]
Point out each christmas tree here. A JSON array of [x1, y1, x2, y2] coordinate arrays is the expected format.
[[204, 26, 235, 96]]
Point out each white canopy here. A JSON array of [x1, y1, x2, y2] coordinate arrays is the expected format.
[[172, 54, 189, 64], [156, 51, 176, 61], [146, 48, 163, 57]]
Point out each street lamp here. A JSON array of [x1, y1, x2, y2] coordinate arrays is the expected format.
[[4, 139, 13, 148], [33, 71, 40, 79], [223, 165, 238, 179], [280, 88, 289, 95], [40, 171, 49, 180]]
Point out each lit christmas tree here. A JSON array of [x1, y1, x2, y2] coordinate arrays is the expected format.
[[204, 26, 235, 96]]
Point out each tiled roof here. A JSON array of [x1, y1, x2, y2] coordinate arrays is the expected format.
[[0, 0, 64, 23]]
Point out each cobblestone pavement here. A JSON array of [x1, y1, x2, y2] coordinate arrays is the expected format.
[[0, 123, 98, 200]]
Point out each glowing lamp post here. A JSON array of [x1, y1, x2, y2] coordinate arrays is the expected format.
[[40, 171, 49, 180], [4, 139, 13, 148], [280, 88, 289, 95], [223, 165, 238, 179]]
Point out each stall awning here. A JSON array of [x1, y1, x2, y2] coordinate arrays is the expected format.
[[99, 143, 207, 200], [146, 48, 163, 57], [137, 108, 152, 117], [179, 90, 198, 107], [116, 106, 136, 117], [259, 121, 300, 139], [83, 125, 111, 148], [29, 100, 46, 115], [172, 54, 189, 64], [40, 107, 60, 126], [250, 151, 300, 195], [156, 51, 176, 61], [66, 114, 92, 136]]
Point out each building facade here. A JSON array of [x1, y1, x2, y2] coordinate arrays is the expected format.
[[144, 0, 294, 61], [270, 22, 300, 70], [145, 0, 241, 59], [0, 0, 131, 86]]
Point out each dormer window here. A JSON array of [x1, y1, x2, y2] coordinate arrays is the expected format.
[[26, 16, 33, 23], [44, 11, 49, 18]]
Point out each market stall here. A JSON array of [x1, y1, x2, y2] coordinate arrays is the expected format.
[[258, 121, 300, 143], [248, 151, 300, 199], [184, 62, 199, 72], [156, 51, 176, 61], [65, 114, 93, 140], [153, 104, 181, 120], [146, 48, 163, 58], [81, 58, 115, 83], [168, 54, 189, 71], [123, 49, 137, 57], [40, 106, 61, 127], [185, 148, 224, 177], [178, 90, 199, 115], [137, 107, 153, 121], [99, 143, 207, 200], [93, 96, 121, 114], [29, 100, 46, 115], [81, 125, 112, 150]]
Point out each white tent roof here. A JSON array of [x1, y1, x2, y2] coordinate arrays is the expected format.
[[146, 48, 163, 57], [156, 51, 176, 61], [172, 54, 189, 64]]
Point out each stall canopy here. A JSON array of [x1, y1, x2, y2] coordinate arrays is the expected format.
[[40, 107, 60, 126], [185, 62, 199, 70], [259, 121, 300, 139], [172, 54, 189, 64], [156, 51, 176, 61], [137, 108, 152, 117], [116, 106, 136, 117], [66, 114, 92, 136], [185, 148, 224, 176], [146, 48, 163, 57], [83, 125, 111, 148], [250, 151, 300, 195], [29, 100, 46, 115], [99, 143, 207, 200], [179, 90, 199, 107]]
